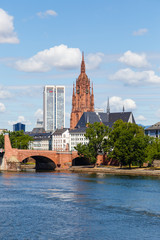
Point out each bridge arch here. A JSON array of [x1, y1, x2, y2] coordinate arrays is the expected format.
[[3, 134, 79, 171], [72, 157, 90, 166], [22, 155, 56, 170]]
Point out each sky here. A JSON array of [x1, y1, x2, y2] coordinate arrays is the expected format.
[[1, 0, 160, 130]]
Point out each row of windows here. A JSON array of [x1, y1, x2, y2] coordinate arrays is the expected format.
[[71, 134, 85, 137], [71, 138, 85, 141], [71, 142, 88, 146], [33, 143, 49, 147]]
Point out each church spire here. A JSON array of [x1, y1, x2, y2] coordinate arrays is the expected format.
[[73, 83, 75, 95], [70, 52, 94, 129], [106, 97, 110, 122], [91, 82, 93, 95], [107, 97, 110, 114], [81, 51, 85, 73]]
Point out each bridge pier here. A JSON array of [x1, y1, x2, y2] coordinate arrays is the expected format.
[[0, 134, 21, 171]]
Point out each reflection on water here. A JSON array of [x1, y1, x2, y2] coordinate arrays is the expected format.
[[0, 171, 160, 239]]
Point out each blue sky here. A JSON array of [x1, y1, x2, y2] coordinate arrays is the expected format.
[[1, 0, 160, 130]]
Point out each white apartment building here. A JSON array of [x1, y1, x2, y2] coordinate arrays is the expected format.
[[52, 128, 70, 151], [28, 133, 52, 150], [69, 128, 89, 151], [43, 85, 65, 132]]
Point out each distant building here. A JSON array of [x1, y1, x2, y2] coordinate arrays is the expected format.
[[36, 119, 43, 128], [27, 132, 52, 150], [43, 85, 65, 132], [0, 129, 7, 134], [52, 128, 70, 151], [145, 122, 160, 138], [32, 119, 45, 134], [13, 122, 25, 132]]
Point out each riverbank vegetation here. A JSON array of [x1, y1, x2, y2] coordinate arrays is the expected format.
[[75, 120, 160, 168], [0, 130, 33, 149]]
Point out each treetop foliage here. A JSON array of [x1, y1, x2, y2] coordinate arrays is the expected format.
[[75, 120, 158, 168], [0, 130, 33, 149], [75, 122, 110, 164]]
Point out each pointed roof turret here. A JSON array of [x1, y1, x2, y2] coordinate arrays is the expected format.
[[91, 82, 93, 95], [107, 97, 110, 114], [81, 51, 85, 73], [106, 97, 110, 122], [73, 83, 75, 95]]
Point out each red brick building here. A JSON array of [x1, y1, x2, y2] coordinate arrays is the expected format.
[[70, 53, 94, 129]]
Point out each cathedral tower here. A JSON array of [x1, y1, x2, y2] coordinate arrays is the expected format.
[[70, 52, 94, 129]]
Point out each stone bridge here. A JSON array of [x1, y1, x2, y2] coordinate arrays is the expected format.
[[1, 134, 78, 171]]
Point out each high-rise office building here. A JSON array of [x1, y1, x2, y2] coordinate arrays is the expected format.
[[43, 85, 65, 131], [13, 122, 25, 132]]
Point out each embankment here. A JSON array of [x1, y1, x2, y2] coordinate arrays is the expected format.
[[69, 166, 160, 177]]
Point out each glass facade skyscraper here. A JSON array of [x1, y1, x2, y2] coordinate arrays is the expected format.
[[43, 86, 65, 131], [13, 122, 25, 132]]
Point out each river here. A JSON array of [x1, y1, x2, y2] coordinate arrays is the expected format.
[[0, 171, 160, 240]]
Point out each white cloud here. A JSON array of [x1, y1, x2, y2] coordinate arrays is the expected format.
[[103, 96, 136, 112], [110, 68, 160, 86], [86, 53, 104, 70], [136, 115, 146, 121], [0, 87, 12, 99], [133, 28, 148, 36], [0, 8, 19, 44], [156, 109, 160, 118], [8, 116, 31, 126], [15, 44, 82, 72], [34, 109, 43, 120], [0, 103, 5, 112], [119, 51, 149, 68], [37, 10, 57, 18]]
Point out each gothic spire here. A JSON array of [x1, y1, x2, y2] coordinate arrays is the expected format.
[[81, 51, 85, 73], [73, 83, 75, 95], [107, 97, 110, 114], [106, 97, 110, 123], [92, 82, 93, 95], [123, 105, 125, 113]]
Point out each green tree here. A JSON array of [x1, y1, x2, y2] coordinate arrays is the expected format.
[[0, 133, 4, 148], [75, 122, 110, 165], [0, 131, 33, 149], [75, 143, 93, 161], [129, 134, 150, 167], [108, 120, 149, 168], [145, 137, 160, 164], [10, 131, 33, 149]]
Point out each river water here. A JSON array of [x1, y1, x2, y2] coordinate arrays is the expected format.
[[0, 171, 160, 240]]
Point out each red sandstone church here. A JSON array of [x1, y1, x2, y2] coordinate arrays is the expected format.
[[70, 52, 136, 132], [70, 53, 94, 129]]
